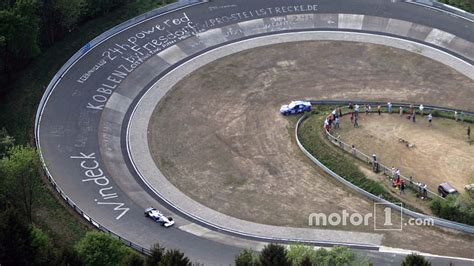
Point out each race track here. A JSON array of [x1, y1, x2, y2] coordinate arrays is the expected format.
[[36, 0, 473, 264]]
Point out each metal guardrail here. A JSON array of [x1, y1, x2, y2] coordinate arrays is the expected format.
[[34, 0, 204, 256], [325, 128, 441, 200], [295, 101, 474, 234], [404, 0, 474, 22], [33, 0, 474, 255]]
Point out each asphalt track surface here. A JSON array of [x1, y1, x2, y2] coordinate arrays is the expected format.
[[36, 0, 473, 265]]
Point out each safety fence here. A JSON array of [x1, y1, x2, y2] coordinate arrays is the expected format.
[[317, 100, 473, 199], [295, 101, 474, 234], [33, 0, 474, 256], [325, 125, 440, 200], [35, 0, 203, 256]]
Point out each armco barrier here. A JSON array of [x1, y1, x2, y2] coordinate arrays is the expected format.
[[34, 0, 203, 256], [295, 103, 474, 234]]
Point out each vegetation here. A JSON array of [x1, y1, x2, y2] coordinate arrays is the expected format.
[[259, 243, 291, 266], [430, 193, 474, 225], [235, 244, 370, 266], [0, 1, 198, 265], [235, 249, 260, 266], [298, 107, 395, 202], [440, 0, 474, 13], [401, 253, 431, 266], [0, 0, 174, 90]]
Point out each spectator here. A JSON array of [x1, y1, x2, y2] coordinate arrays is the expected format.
[[338, 107, 342, 117], [400, 180, 406, 195], [387, 102, 392, 114], [454, 111, 458, 121], [428, 113, 433, 126], [419, 104, 424, 116], [412, 112, 416, 123], [354, 104, 360, 116], [468, 126, 471, 144], [377, 105, 381, 115], [391, 166, 396, 178], [335, 116, 340, 128], [365, 104, 369, 115], [395, 168, 400, 179], [354, 116, 359, 128], [409, 104, 414, 115], [349, 102, 353, 110], [399, 106, 403, 116], [460, 111, 465, 122], [351, 145, 356, 155]]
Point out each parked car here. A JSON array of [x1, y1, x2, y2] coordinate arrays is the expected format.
[[144, 207, 175, 227], [280, 101, 312, 115], [438, 182, 459, 198]]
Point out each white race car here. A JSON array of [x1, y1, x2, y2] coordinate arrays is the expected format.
[[280, 100, 312, 115], [144, 207, 175, 227]]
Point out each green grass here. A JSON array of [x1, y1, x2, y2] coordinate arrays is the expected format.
[[298, 107, 395, 200], [0, 0, 168, 248]]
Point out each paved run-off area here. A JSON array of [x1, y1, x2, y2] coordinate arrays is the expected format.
[[149, 41, 474, 258]]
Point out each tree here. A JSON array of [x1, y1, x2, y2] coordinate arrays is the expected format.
[[401, 253, 431, 266], [300, 256, 312, 266], [75, 231, 129, 266], [0, 146, 40, 222], [56, 246, 84, 266], [159, 249, 191, 266], [122, 251, 145, 266], [0, 0, 41, 82], [259, 243, 290, 266], [235, 249, 259, 266], [0, 127, 14, 157], [146, 243, 165, 266], [39, 0, 87, 45], [325, 246, 355, 265], [31, 225, 57, 265], [287, 245, 315, 266], [0, 205, 36, 265]]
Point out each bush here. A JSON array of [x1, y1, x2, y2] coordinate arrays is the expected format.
[[430, 194, 474, 225], [235, 249, 260, 266], [259, 244, 290, 266], [75, 231, 129, 266], [401, 253, 431, 266]]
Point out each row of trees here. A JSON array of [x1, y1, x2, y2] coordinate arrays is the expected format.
[[0, 0, 172, 89], [0, 128, 193, 265], [235, 243, 432, 266]]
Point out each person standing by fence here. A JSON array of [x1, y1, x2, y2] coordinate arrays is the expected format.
[[400, 180, 406, 195], [399, 106, 403, 116], [387, 102, 392, 114], [419, 104, 424, 116], [377, 105, 381, 115], [468, 126, 471, 145], [454, 111, 458, 121]]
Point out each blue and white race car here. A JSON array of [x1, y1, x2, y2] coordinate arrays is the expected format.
[[280, 101, 312, 115], [145, 207, 175, 227]]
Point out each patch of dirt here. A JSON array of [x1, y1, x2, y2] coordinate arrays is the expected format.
[[148, 41, 474, 257], [333, 114, 474, 194]]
